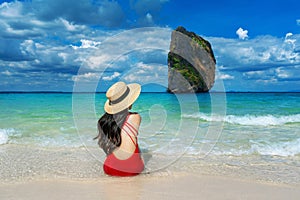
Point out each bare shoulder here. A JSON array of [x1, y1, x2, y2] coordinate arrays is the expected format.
[[128, 113, 141, 126]]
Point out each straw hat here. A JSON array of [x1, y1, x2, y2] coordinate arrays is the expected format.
[[104, 82, 141, 114]]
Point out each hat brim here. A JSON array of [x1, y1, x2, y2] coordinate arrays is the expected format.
[[104, 83, 141, 114]]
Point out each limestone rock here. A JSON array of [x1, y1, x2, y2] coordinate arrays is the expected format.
[[168, 26, 216, 93]]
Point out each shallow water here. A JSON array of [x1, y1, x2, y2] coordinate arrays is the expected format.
[[0, 92, 299, 184]]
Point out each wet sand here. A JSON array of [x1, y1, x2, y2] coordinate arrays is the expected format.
[[1, 145, 300, 199]]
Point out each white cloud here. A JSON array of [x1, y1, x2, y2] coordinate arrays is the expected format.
[[286, 32, 293, 38], [0, 1, 22, 18], [20, 40, 36, 57], [284, 32, 296, 48], [242, 66, 299, 83], [102, 72, 121, 81], [217, 73, 234, 80], [146, 13, 153, 23], [1, 70, 12, 76], [243, 70, 264, 79], [136, 62, 154, 70], [209, 34, 300, 88], [80, 39, 101, 49], [72, 72, 100, 82], [256, 78, 278, 84], [122, 62, 167, 85], [297, 19, 300, 26], [236, 27, 248, 40], [275, 67, 290, 79], [59, 18, 86, 32], [72, 39, 101, 50], [80, 27, 171, 71], [209, 34, 300, 71]]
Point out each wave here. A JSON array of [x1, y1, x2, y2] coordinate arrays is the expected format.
[[209, 138, 300, 157], [250, 138, 300, 157], [183, 113, 300, 126], [0, 128, 17, 145], [0, 127, 89, 148]]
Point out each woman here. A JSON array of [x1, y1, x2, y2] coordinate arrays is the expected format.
[[94, 81, 144, 176]]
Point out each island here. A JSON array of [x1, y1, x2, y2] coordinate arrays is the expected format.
[[167, 26, 216, 93]]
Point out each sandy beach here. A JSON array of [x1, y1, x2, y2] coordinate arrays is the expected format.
[[1, 174, 300, 200], [1, 143, 300, 200]]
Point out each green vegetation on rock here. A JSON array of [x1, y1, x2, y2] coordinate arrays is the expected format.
[[175, 26, 216, 63], [168, 52, 207, 92], [168, 26, 216, 93]]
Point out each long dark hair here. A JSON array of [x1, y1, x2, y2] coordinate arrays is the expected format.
[[94, 109, 129, 155]]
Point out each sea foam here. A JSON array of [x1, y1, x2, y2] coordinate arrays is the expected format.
[[251, 138, 300, 157], [0, 129, 9, 145], [183, 113, 300, 126], [211, 139, 300, 157], [0, 128, 19, 145]]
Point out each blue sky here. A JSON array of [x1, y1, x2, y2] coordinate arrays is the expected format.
[[0, 0, 299, 92]]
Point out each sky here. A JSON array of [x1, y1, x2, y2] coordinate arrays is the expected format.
[[0, 0, 299, 92]]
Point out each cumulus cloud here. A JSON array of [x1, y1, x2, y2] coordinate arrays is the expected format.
[[0, 1, 299, 92], [102, 72, 121, 81], [275, 67, 290, 79], [72, 27, 171, 92], [208, 33, 300, 88], [71, 39, 101, 49], [236, 27, 248, 40], [59, 18, 86, 31], [210, 34, 300, 70], [217, 73, 234, 80], [285, 32, 297, 49], [72, 72, 100, 82], [122, 62, 167, 85], [242, 65, 300, 83]]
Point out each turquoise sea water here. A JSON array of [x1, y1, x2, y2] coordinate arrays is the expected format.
[[0, 92, 300, 183]]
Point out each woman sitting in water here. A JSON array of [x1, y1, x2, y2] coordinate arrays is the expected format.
[[94, 81, 144, 176]]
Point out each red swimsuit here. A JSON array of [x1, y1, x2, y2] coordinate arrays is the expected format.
[[103, 114, 144, 176]]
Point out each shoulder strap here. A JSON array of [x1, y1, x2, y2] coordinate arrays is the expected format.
[[121, 114, 138, 145], [123, 121, 138, 134]]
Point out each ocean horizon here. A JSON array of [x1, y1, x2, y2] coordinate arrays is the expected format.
[[1, 91, 300, 93]]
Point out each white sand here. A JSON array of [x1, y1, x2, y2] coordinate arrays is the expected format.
[[1, 174, 299, 200]]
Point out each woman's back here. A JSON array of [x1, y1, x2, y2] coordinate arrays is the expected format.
[[103, 113, 144, 176], [112, 113, 141, 160]]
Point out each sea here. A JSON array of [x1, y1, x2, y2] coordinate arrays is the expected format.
[[0, 92, 299, 184]]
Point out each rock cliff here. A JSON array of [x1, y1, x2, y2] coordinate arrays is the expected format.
[[167, 26, 216, 93]]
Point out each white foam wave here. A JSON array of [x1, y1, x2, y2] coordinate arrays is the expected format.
[[183, 113, 300, 126], [211, 139, 300, 157], [0, 128, 20, 145], [251, 138, 300, 157], [0, 129, 11, 145]]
